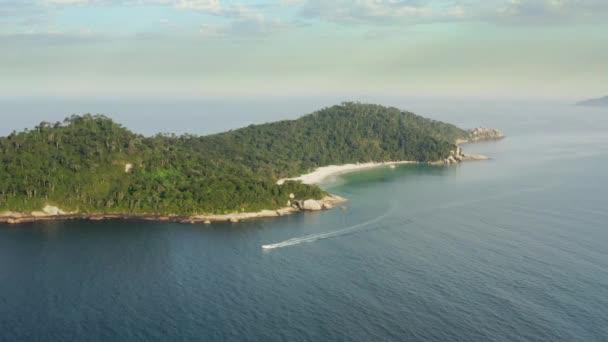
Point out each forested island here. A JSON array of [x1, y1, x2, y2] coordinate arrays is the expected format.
[[0, 102, 503, 224]]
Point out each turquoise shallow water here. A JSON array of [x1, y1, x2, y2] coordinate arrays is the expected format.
[[1, 103, 607, 341]]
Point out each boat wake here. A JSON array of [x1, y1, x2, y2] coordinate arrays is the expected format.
[[262, 211, 394, 250], [262, 183, 556, 250]]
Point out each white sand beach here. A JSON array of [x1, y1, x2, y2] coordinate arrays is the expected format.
[[277, 161, 419, 185]]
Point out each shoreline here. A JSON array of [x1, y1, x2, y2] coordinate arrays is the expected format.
[[0, 155, 487, 226], [277, 153, 490, 186], [0, 195, 348, 225], [277, 161, 420, 185]]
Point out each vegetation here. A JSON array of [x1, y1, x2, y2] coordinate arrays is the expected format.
[[0, 103, 467, 215]]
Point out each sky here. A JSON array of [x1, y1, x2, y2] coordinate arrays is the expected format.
[[1, 0, 607, 99]]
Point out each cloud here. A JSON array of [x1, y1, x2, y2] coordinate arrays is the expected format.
[[4, 0, 608, 47], [34, 0, 221, 11], [174, 0, 221, 13], [2, 0, 287, 42], [0, 30, 108, 44], [198, 6, 293, 40], [0, 1, 44, 19], [293, 0, 443, 25], [493, 0, 608, 24], [286, 0, 608, 26], [46, 0, 90, 4], [171, 1, 295, 39]]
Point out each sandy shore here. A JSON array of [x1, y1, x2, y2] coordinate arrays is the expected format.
[[277, 161, 420, 185], [277, 153, 491, 186]]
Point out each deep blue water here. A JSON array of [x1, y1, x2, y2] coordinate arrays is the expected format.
[[1, 103, 607, 341]]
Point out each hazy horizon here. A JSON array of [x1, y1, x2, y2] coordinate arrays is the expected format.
[[1, 95, 604, 137]]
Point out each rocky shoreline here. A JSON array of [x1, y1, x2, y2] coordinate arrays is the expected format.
[[457, 127, 505, 144], [428, 146, 490, 166], [0, 195, 347, 225]]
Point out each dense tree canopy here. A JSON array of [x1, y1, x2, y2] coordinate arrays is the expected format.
[[0, 103, 467, 215], [196, 102, 467, 178]]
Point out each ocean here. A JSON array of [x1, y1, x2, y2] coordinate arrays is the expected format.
[[1, 101, 607, 341]]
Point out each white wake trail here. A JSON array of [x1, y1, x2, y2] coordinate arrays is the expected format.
[[262, 183, 558, 250], [262, 211, 392, 250]]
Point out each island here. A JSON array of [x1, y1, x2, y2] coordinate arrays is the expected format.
[[576, 96, 608, 107], [0, 102, 504, 224]]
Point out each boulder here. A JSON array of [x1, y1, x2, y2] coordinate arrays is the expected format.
[[258, 210, 279, 218], [300, 199, 323, 211], [43, 205, 66, 215], [0, 211, 24, 218], [277, 208, 297, 216]]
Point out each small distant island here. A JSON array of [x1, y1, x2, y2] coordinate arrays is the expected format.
[[0, 103, 504, 224], [576, 96, 608, 107]]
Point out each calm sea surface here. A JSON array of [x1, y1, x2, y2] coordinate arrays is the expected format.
[[1, 103, 607, 341]]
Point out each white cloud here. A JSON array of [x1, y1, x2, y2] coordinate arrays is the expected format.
[[46, 0, 90, 4], [39, 0, 222, 11], [288, 0, 608, 26], [295, 0, 438, 25], [448, 7, 466, 19], [175, 0, 221, 13], [5, 0, 608, 44], [198, 6, 291, 39], [2, 0, 291, 42], [493, 0, 608, 23]]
